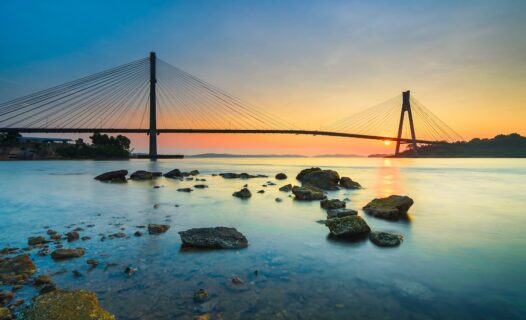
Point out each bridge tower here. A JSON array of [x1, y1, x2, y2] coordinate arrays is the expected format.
[[149, 52, 158, 160], [395, 90, 418, 156]]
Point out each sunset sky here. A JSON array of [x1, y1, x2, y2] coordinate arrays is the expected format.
[[1, 0, 525, 155]]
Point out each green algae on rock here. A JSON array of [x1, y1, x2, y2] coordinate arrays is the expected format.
[[325, 216, 371, 238], [0, 254, 36, 285], [23, 290, 115, 320]]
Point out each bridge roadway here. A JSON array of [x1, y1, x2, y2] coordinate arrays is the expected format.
[[0, 128, 440, 145]]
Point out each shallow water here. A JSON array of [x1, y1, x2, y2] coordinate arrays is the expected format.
[[1, 158, 525, 319]]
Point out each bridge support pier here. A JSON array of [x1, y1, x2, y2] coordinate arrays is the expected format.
[[149, 52, 158, 161], [395, 90, 418, 156]]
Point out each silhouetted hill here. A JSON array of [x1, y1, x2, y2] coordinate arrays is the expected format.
[[394, 133, 526, 157]]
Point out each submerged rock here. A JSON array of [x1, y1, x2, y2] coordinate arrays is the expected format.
[[0, 254, 36, 285], [130, 170, 161, 180], [179, 227, 248, 249], [232, 188, 251, 198], [220, 173, 268, 179], [325, 216, 371, 238], [300, 169, 340, 190], [320, 199, 346, 210], [363, 195, 414, 220], [292, 186, 326, 201], [23, 289, 115, 320], [66, 231, 79, 242], [193, 289, 208, 302], [50, 248, 85, 260], [275, 173, 287, 180], [279, 184, 292, 192], [148, 224, 170, 235], [194, 184, 208, 189], [369, 231, 404, 247], [94, 170, 127, 183], [177, 188, 193, 192], [28, 236, 47, 246], [339, 177, 362, 189], [34, 275, 52, 286], [257, 190, 265, 194], [327, 208, 357, 219]]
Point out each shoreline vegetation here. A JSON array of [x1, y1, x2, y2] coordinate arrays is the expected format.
[[389, 133, 526, 158], [1, 132, 525, 160], [0, 132, 130, 160]]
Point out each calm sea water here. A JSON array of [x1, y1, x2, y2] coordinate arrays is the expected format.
[[1, 158, 525, 319]]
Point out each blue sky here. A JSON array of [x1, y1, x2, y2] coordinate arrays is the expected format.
[[1, 0, 525, 153]]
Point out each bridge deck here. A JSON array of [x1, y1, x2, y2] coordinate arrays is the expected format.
[[0, 128, 440, 144]]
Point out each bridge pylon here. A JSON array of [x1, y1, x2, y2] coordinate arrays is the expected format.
[[395, 90, 418, 156], [149, 52, 158, 161]]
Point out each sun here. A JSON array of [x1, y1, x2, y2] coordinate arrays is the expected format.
[[383, 140, 391, 146]]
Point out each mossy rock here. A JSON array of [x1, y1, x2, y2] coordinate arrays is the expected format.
[[23, 290, 115, 320], [363, 195, 414, 220]]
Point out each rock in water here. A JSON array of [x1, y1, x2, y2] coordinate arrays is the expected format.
[[339, 177, 362, 189], [292, 186, 326, 201], [279, 184, 292, 192], [320, 199, 346, 209], [94, 170, 127, 182], [193, 289, 208, 302], [296, 167, 322, 181], [28, 236, 47, 246], [164, 169, 199, 178], [66, 231, 79, 242], [369, 231, 404, 247], [363, 195, 414, 220], [275, 173, 287, 180], [23, 289, 115, 320], [327, 208, 357, 219], [0, 254, 37, 284], [233, 188, 251, 198], [300, 169, 340, 190], [178, 227, 248, 249], [325, 216, 371, 238], [177, 188, 193, 192], [129, 170, 158, 180], [148, 224, 170, 235], [194, 184, 208, 189], [50, 248, 85, 260]]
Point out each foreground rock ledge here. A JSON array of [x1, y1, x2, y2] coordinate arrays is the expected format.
[[148, 224, 170, 235], [23, 290, 115, 320], [178, 227, 248, 249], [363, 195, 414, 220]]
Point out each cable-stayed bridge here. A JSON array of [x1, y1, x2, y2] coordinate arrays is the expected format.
[[0, 52, 463, 159]]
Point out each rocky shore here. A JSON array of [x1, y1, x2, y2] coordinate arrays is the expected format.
[[0, 165, 414, 319]]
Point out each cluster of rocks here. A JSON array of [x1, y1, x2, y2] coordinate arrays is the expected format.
[[296, 167, 362, 191], [288, 167, 412, 247], [94, 168, 201, 183]]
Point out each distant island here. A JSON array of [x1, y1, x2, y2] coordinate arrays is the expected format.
[[186, 153, 305, 158], [187, 153, 363, 158], [392, 133, 526, 158]]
